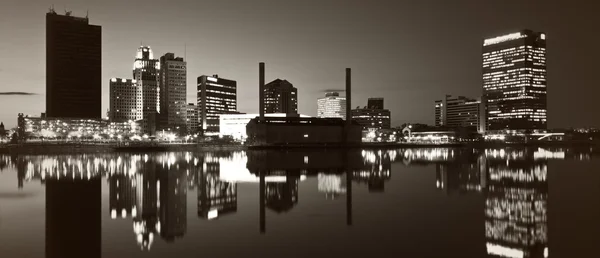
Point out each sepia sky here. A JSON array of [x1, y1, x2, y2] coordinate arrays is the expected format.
[[0, 0, 599, 128]]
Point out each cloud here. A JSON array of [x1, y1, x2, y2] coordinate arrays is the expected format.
[[320, 88, 345, 93], [0, 92, 38, 96], [0, 192, 37, 199]]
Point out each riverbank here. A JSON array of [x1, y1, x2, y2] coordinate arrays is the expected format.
[[1, 143, 247, 155], [1, 140, 596, 154]]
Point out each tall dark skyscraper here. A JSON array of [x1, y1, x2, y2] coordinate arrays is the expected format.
[[264, 79, 298, 115], [197, 75, 237, 133], [159, 53, 187, 131], [483, 30, 547, 131], [46, 10, 101, 119]]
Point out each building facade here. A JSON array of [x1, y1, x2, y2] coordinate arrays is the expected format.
[[197, 75, 237, 133], [483, 30, 547, 131], [317, 92, 346, 120], [159, 53, 187, 131], [435, 95, 485, 132], [264, 79, 298, 115], [185, 103, 199, 134], [133, 46, 160, 134], [219, 113, 309, 141], [351, 98, 391, 131], [46, 10, 101, 119], [109, 78, 142, 122]]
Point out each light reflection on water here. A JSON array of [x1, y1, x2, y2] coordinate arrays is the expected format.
[[0, 147, 597, 258]]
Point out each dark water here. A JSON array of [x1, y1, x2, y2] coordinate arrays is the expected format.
[[0, 147, 598, 258]]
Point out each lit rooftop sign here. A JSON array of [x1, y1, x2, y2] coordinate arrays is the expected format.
[[483, 32, 526, 46]]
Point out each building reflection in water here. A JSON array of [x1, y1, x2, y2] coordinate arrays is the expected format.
[[1, 146, 592, 255], [197, 153, 237, 220], [434, 148, 549, 258], [484, 150, 548, 258]]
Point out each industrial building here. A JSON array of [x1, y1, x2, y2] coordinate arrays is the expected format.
[[219, 113, 309, 141], [246, 64, 361, 147]]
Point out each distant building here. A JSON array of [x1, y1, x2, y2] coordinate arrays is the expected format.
[[367, 98, 384, 109], [483, 30, 547, 131], [264, 79, 298, 115], [46, 11, 101, 119], [219, 113, 309, 141], [133, 46, 160, 134], [185, 103, 199, 134], [351, 98, 391, 131], [109, 78, 142, 122], [159, 53, 187, 131], [435, 95, 485, 133], [317, 92, 346, 120], [197, 75, 237, 134]]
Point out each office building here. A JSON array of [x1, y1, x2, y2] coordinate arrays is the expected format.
[[185, 103, 199, 134], [197, 75, 237, 133], [435, 95, 485, 132], [133, 46, 160, 134], [264, 79, 298, 115], [159, 53, 187, 131], [109, 78, 142, 122], [351, 98, 391, 131], [483, 30, 547, 131], [317, 92, 347, 119], [46, 10, 101, 119]]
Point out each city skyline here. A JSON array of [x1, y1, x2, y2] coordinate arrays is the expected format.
[[1, 1, 600, 129]]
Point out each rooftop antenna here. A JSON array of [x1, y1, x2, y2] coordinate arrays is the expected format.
[[184, 43, 187, 60], [86, 10, 89, 19]]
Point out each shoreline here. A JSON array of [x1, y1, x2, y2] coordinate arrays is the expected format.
[[1, 140, 596, 155]]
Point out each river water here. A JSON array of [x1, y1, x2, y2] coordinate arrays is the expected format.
[[0, 147, 598, 258]]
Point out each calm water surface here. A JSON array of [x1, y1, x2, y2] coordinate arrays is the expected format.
[[0, 148, 598, 258]]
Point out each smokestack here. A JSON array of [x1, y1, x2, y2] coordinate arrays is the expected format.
[[345, 68, 351, 126], [259, 62, 265, 121]]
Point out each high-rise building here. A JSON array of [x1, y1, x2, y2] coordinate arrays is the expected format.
[[197, 75, 237, 133], [109, 78, 142, 122], [483, 30, 547, 131], [133, 46, 160, 134], [351, 98, 391, 131], [185, 103, 199, 134], [264, 79, 298, 115], [317, 92, 347, 119], [435, 95, 485, 132], [159, 53, 187, 131], [46, 10, 101, 119]]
